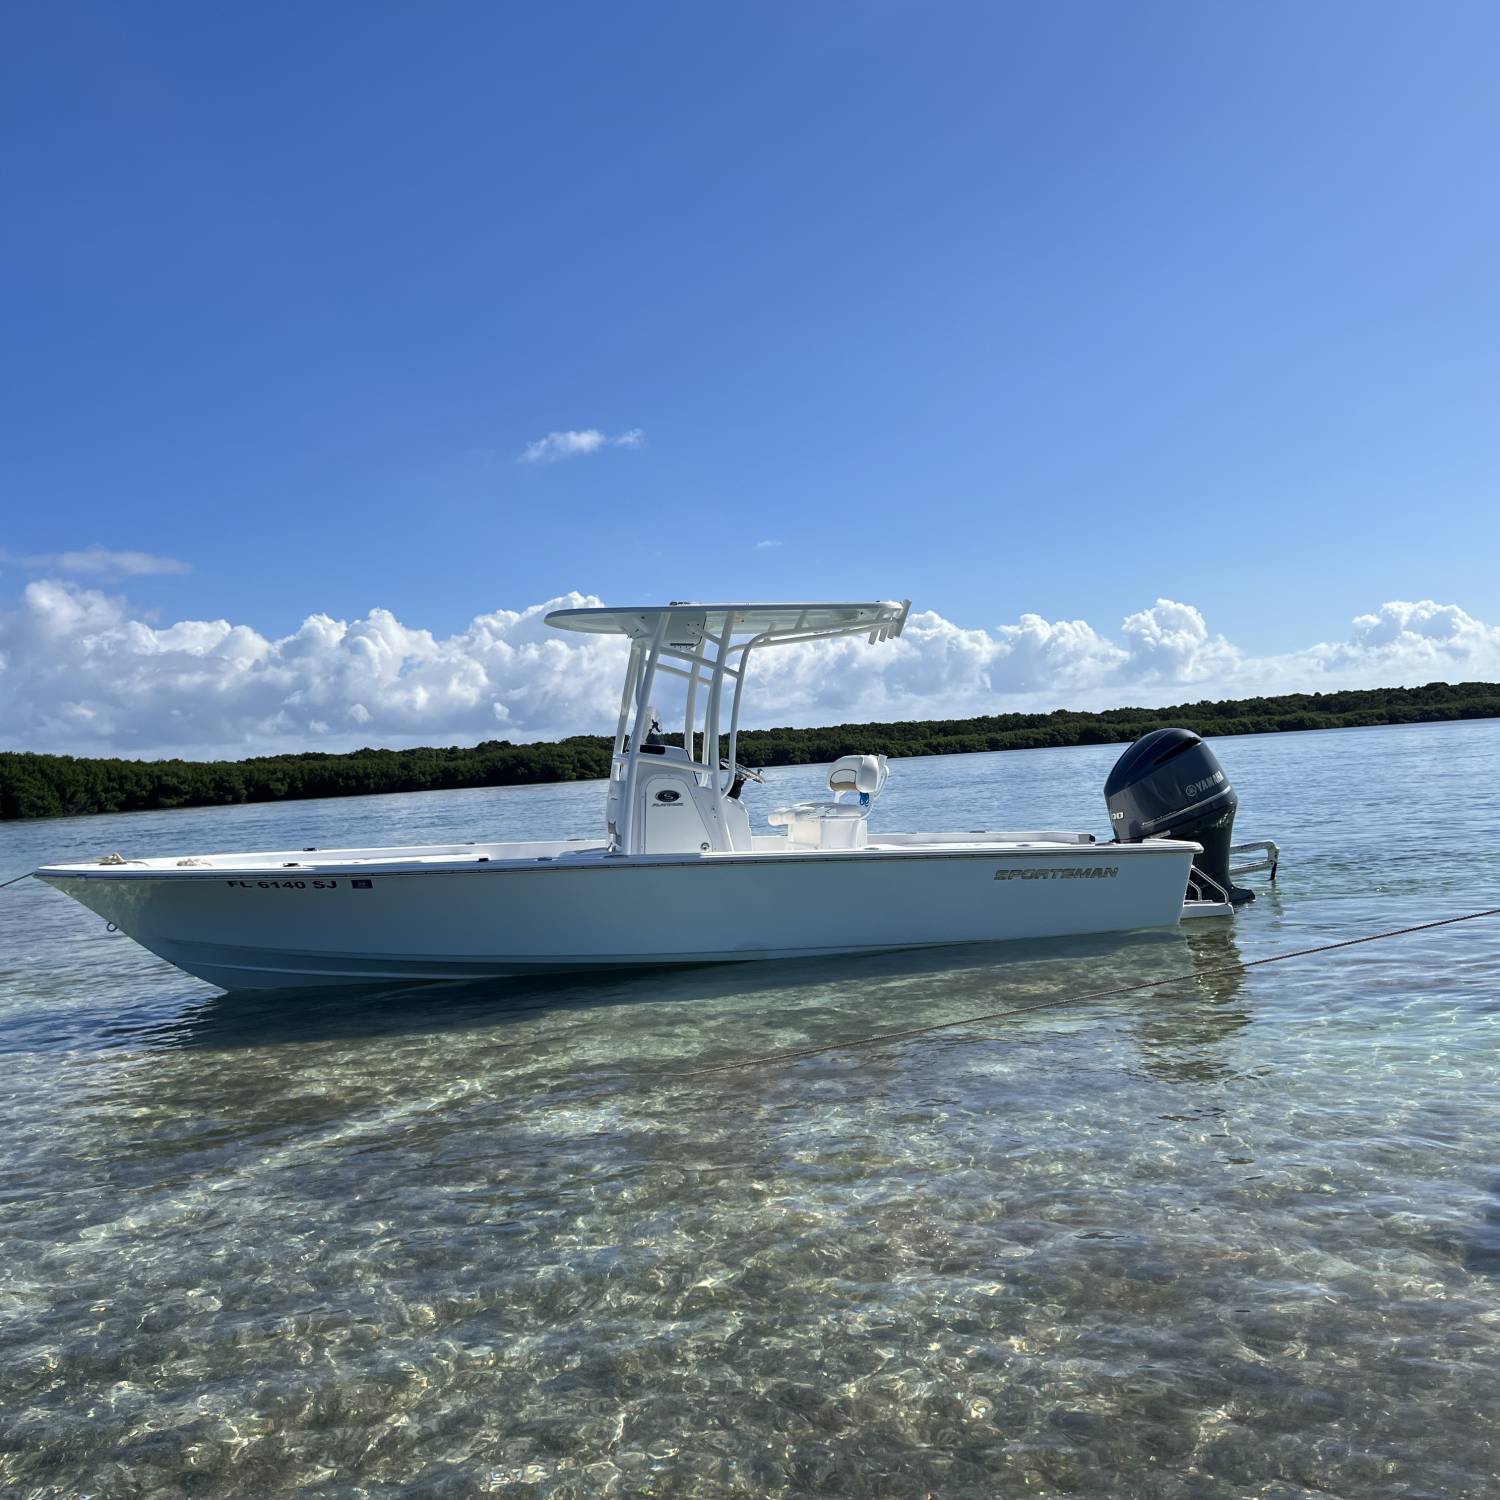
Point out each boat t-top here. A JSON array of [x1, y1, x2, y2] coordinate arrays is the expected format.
[[35, 599, 1277, 991]]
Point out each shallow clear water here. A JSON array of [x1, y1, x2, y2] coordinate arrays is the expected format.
[[4, 721, 1500, 1498]]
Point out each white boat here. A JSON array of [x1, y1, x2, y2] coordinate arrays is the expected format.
[[34, 600, 1275, 992]]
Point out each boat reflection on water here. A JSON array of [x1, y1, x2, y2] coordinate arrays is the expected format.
[[131, 962, 682, 1053], [1121, 903, 1283, 1085], [134, 918, 1258, 1071]]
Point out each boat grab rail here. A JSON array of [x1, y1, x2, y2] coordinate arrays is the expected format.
[[1185, 862, 1231, 904], [1229, 839, 1280, 881]]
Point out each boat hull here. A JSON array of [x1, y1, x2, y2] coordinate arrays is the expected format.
[[38, 842, 1197, 992]]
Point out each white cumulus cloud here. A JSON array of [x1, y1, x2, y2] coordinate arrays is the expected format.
[[517, 428, 646, 464], [0, 584, 1496, 759]]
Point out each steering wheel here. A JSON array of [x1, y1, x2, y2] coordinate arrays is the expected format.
[[720, 758, 766, 784]]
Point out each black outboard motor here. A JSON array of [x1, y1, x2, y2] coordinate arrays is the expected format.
[[1104, 727, 1252, 903]]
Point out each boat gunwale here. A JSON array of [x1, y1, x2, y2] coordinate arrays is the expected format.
[[35, 838, 1201, 882]]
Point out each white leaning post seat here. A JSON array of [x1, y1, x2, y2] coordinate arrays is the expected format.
[[769, 754, 890, 850]]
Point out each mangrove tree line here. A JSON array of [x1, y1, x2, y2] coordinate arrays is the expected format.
[[3, 680, 1497, 820]]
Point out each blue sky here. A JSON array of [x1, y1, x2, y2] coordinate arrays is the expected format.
[[3, 2, 1499, 755]]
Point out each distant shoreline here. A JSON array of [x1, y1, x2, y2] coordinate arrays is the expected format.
[[3, 681, 1497, 821]]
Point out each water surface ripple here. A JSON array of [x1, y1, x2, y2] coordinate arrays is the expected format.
[[3, 722, 1500, 1497]]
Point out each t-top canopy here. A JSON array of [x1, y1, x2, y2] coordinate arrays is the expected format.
[[545, 600, 910, 645]]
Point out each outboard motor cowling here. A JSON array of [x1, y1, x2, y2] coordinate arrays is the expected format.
[[1105, 727, 1252, 903]]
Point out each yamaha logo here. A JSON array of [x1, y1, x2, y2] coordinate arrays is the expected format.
[[1184, 771, 1224, 799]]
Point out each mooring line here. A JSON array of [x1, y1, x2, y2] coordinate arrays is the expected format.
[[0, 871, 33, 890], [679, 906, 1500, 1078]]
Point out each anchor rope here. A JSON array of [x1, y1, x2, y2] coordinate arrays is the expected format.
[[0, 871, 33, 890], [679, 906, 1500, 1078]]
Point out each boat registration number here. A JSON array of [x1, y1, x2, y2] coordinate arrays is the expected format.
[[224, 879, 343, 890]]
